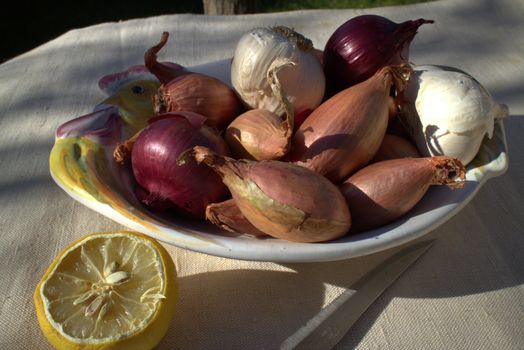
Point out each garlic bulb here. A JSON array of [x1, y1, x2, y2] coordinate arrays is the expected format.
[[231, 26, 325, 124], [400, 65, 508, 165]]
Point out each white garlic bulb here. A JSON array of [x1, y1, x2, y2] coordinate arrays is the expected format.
[[400, 65, 508, 165], [231, 26, 325, 121]]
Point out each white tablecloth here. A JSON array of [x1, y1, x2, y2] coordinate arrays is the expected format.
[[1, 0, 523, 348]]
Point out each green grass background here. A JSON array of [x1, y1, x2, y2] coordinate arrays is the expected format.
[[2, 0, 432, 62]]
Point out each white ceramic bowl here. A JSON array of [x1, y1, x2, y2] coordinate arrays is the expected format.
[[49, 60, 508, 262]]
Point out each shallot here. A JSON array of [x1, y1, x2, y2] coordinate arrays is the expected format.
[[225, 58, 294, 160], [340, 156, 465, 232], [291, 64, 412, 182], [371, 134, 420, 162], [155, 74, 243, 129], [144, 32, 187, 84], [179, 146, 351, 243], [146, 32, 243, 129]]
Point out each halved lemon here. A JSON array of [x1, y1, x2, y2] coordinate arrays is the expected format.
[[34, 231, 177, 350]]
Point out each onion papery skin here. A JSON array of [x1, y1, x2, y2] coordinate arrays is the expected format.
[[131, 115, 230, 218], [182, 146, 351, 243], [340, 156, 465, 232], [291, 65, 411, 182], [155, 73, 243, 130], [371, 134, 420, 162], [206, 199, 268, 238], [323, 15, 433, 93], [225, 109, 290, 161]]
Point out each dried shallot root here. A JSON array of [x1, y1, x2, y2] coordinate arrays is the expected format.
[[340, 156, 465, 232], [178, 146, 351, 243], [291, 64, 412, 182], [206, 199, 268, 238]]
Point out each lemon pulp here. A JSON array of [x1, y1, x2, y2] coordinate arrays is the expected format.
[[39, 233, 167, 343]]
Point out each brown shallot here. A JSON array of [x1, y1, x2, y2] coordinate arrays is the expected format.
[[340, 156, 465, 232], [155, 74, 243, 129], [146, 32, 243, 129], [290, 64, 412, 182], [178, 146, 351, 243]]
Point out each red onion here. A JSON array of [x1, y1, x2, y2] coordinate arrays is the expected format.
[[323, 15, 433, 93], [131, 112, 230, 218]]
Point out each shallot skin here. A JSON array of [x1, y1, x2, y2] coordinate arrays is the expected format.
[[371, 134, 420, 162], [206, 199, 267, 238], [225, 109, 290, 160], [228, 161, 351, 242], [291, 65, 411, 182], [340, 156, 465, 232]]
